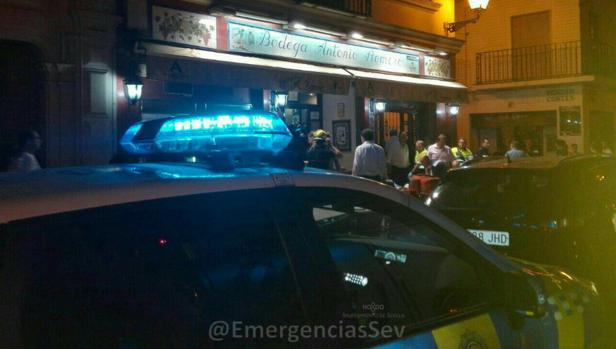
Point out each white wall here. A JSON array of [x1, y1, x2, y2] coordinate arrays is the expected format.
[[322, 87, 357, 171]]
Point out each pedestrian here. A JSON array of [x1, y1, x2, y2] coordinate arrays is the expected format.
[[554, 139, 568, 156], [385, 129, 410, 186], [427, 134, 454, 168], [306, 129, 340, 171], [524, 138, 540, 156], [451, 138, 473, 163], [505, 140, 527, 160], [601, 141, 613, 156], [476, 138, 491, 158], [569, 143, 579, 156], [410, 155, 433, 176], [7, 130, 42, 172], [352, 128, 387, 181], [414, 140, 428, 165]]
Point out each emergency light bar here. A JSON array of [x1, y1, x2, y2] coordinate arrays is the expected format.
[[120, 112, 292, 155]]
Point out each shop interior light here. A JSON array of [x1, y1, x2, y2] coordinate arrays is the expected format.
[[438, 51, 448, 56], [120, 112, 293, 155], [375, 101, 386, 112], [275, 93, 288, 108]]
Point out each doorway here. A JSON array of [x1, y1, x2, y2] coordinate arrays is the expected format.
[[0, 41, 45, 169]]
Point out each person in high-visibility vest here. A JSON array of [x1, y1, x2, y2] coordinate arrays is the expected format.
[[451, 138, 473, 165]]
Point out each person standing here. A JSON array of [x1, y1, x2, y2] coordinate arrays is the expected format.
[[427, 134, 454, 167], [601, 141, 613, 156], [385, 129, 410, 186], [451, 138, 473, 163], [352, 128, 386, 181], [505, 140, 527, 159], [7, 130, 42, 172], [476, 138, 491, 158], [306, 130, 340, 171], [414, 140, 428, 165], [569, 143, 579, 155]]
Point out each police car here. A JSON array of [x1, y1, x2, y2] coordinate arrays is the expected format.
[[0, 112, 605, 348]]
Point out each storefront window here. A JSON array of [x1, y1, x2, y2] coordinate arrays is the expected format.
[[559, 106, 582, 136]]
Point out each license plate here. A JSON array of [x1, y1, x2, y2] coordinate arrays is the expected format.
[[468, 229, 510, 246]]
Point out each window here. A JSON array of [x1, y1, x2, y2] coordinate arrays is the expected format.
[[294, 188, 488, 333], [0, 190, 304, 348]]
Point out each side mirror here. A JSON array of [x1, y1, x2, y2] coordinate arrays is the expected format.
[[501, 272, 547, 325]]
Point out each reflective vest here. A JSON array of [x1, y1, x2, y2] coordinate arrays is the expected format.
[[452, 147, 473, 161]]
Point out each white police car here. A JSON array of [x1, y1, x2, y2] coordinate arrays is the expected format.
[[0, 111, 605, 348]]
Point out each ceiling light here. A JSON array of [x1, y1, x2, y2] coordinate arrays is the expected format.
[[350, 32, 364, 39], [292, 22, 306, 30]]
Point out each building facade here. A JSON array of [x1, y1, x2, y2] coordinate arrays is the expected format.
[[454, 0, 616, 155], [118, 0, 467, 170], [0, 0, 119, 168]]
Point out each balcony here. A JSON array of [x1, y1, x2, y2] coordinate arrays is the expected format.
[[476, 41, 581, 84], [299, 0, 371, 17]]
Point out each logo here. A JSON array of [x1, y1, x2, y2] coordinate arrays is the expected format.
[[459, 330, 486, 349]]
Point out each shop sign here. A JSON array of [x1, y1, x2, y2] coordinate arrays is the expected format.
[[546, 88, 575, 102], [228, 22, 420, 75], [153, 6, 217, 49], [424, 56, 451, 79]]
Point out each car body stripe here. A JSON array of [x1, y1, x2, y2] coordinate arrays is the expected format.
[[556, 312, 584, 349]]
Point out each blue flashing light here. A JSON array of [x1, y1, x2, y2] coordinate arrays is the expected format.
[[119, 123, 149, 154], [121, 112, 292, 155]]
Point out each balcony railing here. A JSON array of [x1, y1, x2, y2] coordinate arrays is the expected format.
[[299, 0, 371, 17], [476, 41, 581, 84]]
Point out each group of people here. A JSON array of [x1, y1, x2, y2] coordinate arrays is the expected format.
[[351, 130, 477, 186]]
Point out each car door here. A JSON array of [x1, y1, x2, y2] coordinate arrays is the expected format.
[[0, 188, 307, 348], [281, 186, 567, 348]]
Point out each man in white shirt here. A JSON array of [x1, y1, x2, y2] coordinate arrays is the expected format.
[[427, 134, 453, 177], [427, 134, 454, 166], [7, 130, 42, 172], [352, 128, 387, 181], [385, 129, 410, 186]]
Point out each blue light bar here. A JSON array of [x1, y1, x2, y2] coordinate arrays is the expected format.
[[120, 112, 292, 155]]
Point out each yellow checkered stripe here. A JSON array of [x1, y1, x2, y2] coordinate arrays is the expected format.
[[546, 290, 589, 349]]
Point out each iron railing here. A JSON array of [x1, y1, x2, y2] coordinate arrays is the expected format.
[[476, 41, 581, 84], [299, 0, 371, 17]]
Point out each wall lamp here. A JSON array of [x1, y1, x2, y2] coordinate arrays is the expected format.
[[444, 0, 489, 33], [124, 75, 143, 105]]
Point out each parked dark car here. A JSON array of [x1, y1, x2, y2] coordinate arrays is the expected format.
[[427, 155, 616, 299]]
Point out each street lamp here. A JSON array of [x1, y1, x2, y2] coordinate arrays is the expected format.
[[444, 0, 489, 33], [123, 76, 143, 105]]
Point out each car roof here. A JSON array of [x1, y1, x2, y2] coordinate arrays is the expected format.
[[0, 162, 521, 274], [1, 163, 418, 223], [453, 154, 614, 171]]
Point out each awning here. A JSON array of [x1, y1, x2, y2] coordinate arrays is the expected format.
[[142, 42, 468, 103], [144, 43, 351, 95], [349, 69, 468, 103]]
